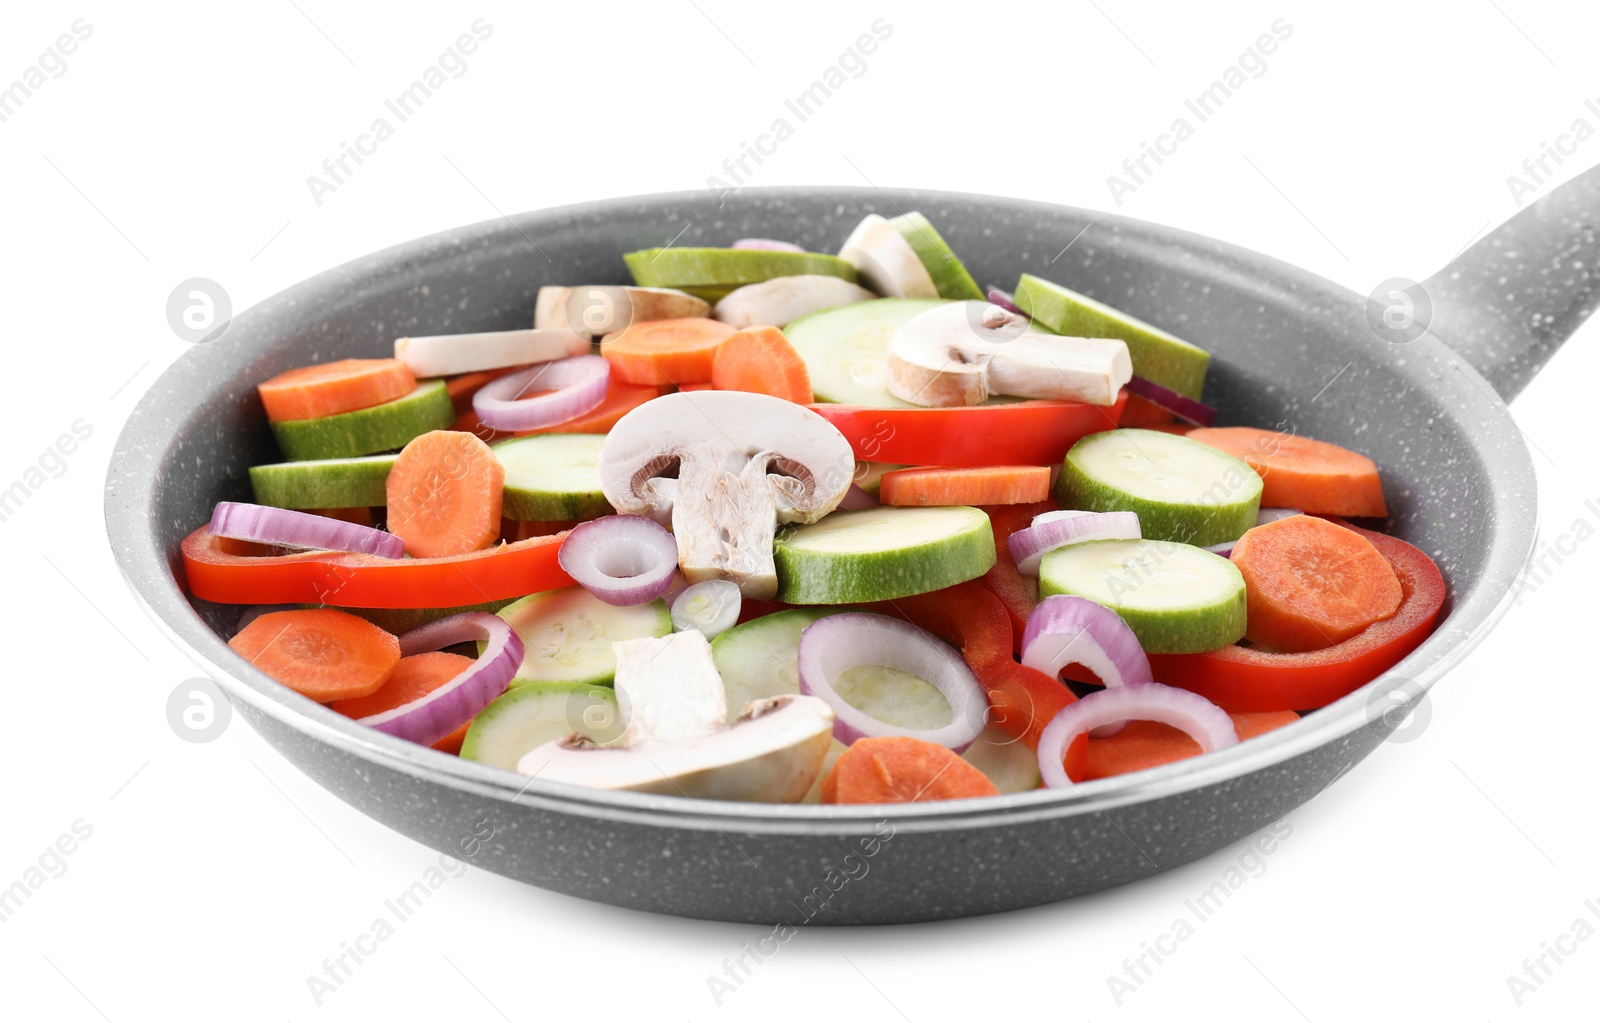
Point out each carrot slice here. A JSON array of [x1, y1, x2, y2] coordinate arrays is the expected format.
[[600, 317, 736, 385], [451, 408, 513, 445], [228, 608, 400, 701], [977, 501, 1057, 652], [676, 381, 714, 392], [330, 650, 474, 753], [710, 325, 813, 403], [385, 430, 504, 558], [258, 359, 417, 422], [879, 465, 1050, 507], [516, 380, 671, 436], [1187, 426, 1387, 517], [1232, 515, 1403, 652], [502, 518, 581, 542], [446, 367, 519, 414], [821, 736, 1000, 804], [1083, 710, 1299, 780]]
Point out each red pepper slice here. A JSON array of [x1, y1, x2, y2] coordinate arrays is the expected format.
[[809, 392, 1128, 468], [180, 526, 572, 608], [1150, 523, 1446, 711], [976, 501, 1057, 654]]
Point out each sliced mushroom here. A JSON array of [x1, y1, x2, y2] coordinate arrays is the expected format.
[[837, 213, 938, 298], [886, 301, 1132, 407], [713, 275, 878, 328], [534, 285, 710, 337], [518, 631, 836, 802], [597, 391, 854, 598]]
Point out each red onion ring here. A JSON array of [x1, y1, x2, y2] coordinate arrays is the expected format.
[[797, 613, 989, 752], [1036, 683, 1237, 788], [1008, 510, 1141, 575], [557, 515, 680, 606], [1125, 375, 1219, 427], [1022, 594, 1153, 737], [359, 612, 524, 747], [985, 287, 1027, 317], [210, 501, 404, 559], [472, 354, 609, 431], [731, 238, 806, 253]]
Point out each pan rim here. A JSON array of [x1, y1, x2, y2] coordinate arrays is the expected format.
[[106, 185, 1538, 833]]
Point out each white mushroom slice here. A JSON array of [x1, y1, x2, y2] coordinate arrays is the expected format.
[[612, 632, 727, 748], [597, 391, 855, 598], [837, 213, 939, 298], [886, 301, 1132, 407], [534, 285, 710, 337], [712, 275, 878, 328], [394, 328, 590, 377], [522, 693, 836, 802]]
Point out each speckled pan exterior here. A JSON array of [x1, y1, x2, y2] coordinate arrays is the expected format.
[[107, 181, 1598, 924]]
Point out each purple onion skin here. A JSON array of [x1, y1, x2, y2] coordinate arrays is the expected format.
[[362, 612, 524, 747], [730, 238, 806, 253], [986, 288, 1028, 318], [1124, 375, 1219, 427]]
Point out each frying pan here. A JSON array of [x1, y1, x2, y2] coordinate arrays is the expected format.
[[105, 176, 1599, 924]]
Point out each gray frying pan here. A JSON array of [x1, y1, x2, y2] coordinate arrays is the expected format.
[[105, 173, 1598, 924]]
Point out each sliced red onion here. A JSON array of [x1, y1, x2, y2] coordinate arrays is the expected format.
[[838, 483, 880, 511], [1036, 683, 1237, 788], [986, 287, 1027, 317], [731, 238, 806, 253], [797, 613, 988, 752], [1008, 510, 1141, 575], [360, 612, 524, 747], [1125, 375, 1219, 427], [557, 515, 680, 606], [1205, 509, 1301, 558], [473, 354, 609, 431], [1022, 594, 1152, 737], [670, 579, 742, 638], [210, 501, 404, 559]]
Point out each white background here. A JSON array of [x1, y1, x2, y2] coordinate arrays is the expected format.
[[2, 1, 1597, 1020]]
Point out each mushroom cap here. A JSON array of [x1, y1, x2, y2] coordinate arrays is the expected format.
[[597, 390, 856, 523]]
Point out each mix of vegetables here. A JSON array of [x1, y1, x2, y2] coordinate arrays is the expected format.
[[185, 211, 1447, 805]]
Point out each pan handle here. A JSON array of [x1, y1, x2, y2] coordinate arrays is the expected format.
[[1420, 162, 1600, 401]]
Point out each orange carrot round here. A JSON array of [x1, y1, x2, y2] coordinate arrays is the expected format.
[[228, 608, 400, 701], [385, 430, 505, 558], [1231, 515, 1403, 652], [710, 325, 813, 403], [676, 381, 714, 392], [1187, 426, 1387, 517], [258, 359, 417, 422], [879, 465, 1051, 507], [600, 317, 735, 385], [330, 650, 475, 753], [821, 736, 1001, 804], [445, 367, 519, 414], [1083, 710, 1298, 780]]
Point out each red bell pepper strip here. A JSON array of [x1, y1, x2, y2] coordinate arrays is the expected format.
[[1150, 523, 1446, 711], [808, 391, 1128, 468], [180, 525, 572, 608], [976, 501, 1058, 654]]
